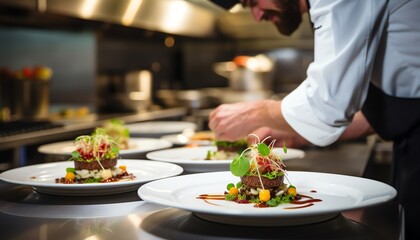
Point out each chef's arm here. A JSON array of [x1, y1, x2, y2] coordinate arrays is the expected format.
[[339, 111, 374, 141]]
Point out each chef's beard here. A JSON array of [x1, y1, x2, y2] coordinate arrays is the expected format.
[[270, 0, 302, 36]]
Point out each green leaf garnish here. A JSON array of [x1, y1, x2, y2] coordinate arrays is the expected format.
[[266, 198, 279, 207], [83, 178, 101, 183], [226, 183, 235, 191], [283, 142, 287, 154], [257, 142, 270, 156], [225, 193, 237, 201], [111, 145, 120, 155], [230, 155, 250, 177], [123, 128, 130, 138], [205, 150, 214, 160], [237, 194, 247, 200], [66, 167, 75, 173], [71, 151, 81, 159]]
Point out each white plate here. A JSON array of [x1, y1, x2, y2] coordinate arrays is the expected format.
[[138, 171, 397, 226], [0, 160, 183, 196], [37, 138, 173, 157], [126, 121, 197, 137], [161, 134, 213, 146], [146, 146, 305, 172]]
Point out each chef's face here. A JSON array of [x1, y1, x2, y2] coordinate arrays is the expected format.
[[241, 0, 302, 36]]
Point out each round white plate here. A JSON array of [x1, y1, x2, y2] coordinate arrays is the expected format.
[[126, 121, 197, 137], [0, 160, 183, 196], [146, 146, 305, 172], [37, 138, 173, 157], [138, 171, 397, 226], [161, 134, 213, 146]]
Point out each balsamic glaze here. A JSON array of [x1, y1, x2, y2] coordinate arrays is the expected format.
[[197, 191, 322, 210], [55, 172, 135, 184]]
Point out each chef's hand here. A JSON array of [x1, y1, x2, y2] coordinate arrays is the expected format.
[[209, 101, 260, 141], [209, 100, 280, 141], [249, 127, 310, 148]]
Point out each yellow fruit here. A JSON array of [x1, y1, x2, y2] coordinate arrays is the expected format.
[[229, 187, 239, 195], [119, 165, 127, 172], [65, 172, 75, 181], [259, 189, 271, 202], [287, 186, 297, 196]]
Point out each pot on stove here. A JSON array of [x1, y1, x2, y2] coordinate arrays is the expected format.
[[213, 54, 274, 91]]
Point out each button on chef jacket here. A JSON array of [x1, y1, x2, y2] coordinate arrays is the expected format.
[[282, 0, 420, 146]]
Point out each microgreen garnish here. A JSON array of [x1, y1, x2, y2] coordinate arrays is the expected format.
[[226, 183, 235, 191], [222, 134, 299, 208], [69, 128, 119, 163], [257, 142, 270, 156], [71, 151, 81, 159], [229, 134, 290, 190], [230, 155, 250, 177]]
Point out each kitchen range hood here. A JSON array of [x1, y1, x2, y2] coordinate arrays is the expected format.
[[0, 0, 312, 40], [0, 0, 225, 37]]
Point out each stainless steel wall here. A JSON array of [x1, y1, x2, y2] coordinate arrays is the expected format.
[[0, 27, 95, 106]]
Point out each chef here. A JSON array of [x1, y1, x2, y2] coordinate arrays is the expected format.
[[209, 1, 420, 239]]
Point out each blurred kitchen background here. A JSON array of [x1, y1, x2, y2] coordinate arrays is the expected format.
[[0, 0, 314, 119]]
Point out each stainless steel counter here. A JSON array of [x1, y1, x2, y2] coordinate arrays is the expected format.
[[0, 140, 403, 240], [0, 107, 188, 151], [0, 178, 402, 239]]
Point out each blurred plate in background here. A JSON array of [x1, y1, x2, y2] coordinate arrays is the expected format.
[[161, 131, 215, 146], [38, 138, 173, 157], [146, 146, 304, 173], [126, 121, 197, 138]]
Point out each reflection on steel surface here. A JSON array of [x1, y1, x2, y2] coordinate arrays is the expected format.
[[46, 0, 223, 37]]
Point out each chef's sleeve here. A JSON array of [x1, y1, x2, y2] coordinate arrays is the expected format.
[[281, 0, 387, 146]]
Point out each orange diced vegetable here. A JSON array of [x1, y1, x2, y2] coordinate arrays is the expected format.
[[65, 172, 75, 181], [119, 165, 127, 172], [229, 187, 239, 195], [259, 189, 271, 202], [287, 186, 297, 196]]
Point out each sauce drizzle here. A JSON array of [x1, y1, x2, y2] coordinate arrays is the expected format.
[[284, 203, 314, 209], [55, 172, 135, 184], [197, 192, 322, 210], [197, 194, 225, 200]]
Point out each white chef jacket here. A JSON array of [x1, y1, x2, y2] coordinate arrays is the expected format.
[[282, 0, 420, 146]]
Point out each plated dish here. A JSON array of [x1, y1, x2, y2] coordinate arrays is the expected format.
[[161, 130, 215, 146], [146, 146, 305, 172], [38, 138, 173, 157], [126, 121, 197, 137], [0, 160, 183, 196], [137, 171, 397, 226], [161, 133, 214, 146]]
